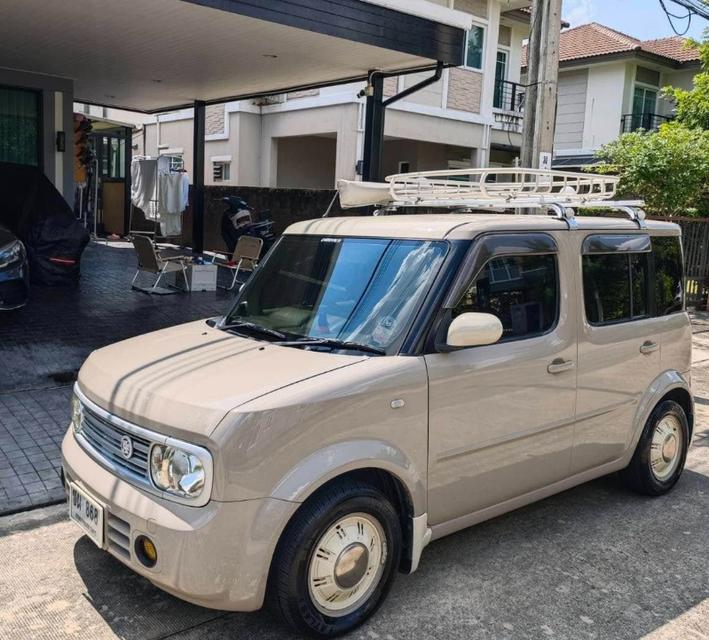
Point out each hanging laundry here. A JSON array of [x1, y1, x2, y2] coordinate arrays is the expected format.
[[158, 172, 188, 237], [130, 158, 158, 217]]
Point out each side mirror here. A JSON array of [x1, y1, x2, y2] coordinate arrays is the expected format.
[[446, 312, 503, 348]]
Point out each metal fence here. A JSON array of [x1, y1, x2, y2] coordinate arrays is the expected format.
[[677, 218, 709, 309], [620, 113, 672, 133], [493, 80, 524, 112]]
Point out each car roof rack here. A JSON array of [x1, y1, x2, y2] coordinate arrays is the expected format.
[[335, 169, 647, 230]]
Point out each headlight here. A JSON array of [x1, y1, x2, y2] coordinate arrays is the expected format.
[[0, 240, 24, 269], [150, 444, 206, 499], [71, 393, 83, 433]]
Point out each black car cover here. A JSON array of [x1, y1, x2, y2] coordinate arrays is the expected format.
[[0, 162, 89, 286]]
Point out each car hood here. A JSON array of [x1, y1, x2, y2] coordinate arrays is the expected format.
[[77, 320, 366, 441]]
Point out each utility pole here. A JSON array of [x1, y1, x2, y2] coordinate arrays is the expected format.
[[520, 0, 563, 169]]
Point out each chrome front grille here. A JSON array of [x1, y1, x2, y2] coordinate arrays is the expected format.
[[80, 406, 151, 482]]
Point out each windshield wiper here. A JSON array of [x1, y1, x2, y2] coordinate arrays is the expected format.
[[276, 337, 385, 356], [219, 320, 287, 341]]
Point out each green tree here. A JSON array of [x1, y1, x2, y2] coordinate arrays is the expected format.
[[595, 34, 709, 217], [596, 123, 709, 217]]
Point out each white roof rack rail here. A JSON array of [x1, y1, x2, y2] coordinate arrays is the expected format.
[[338, 168, 623, 210]]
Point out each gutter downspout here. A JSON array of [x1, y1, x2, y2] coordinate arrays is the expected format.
[[361, 62, 445, 182]]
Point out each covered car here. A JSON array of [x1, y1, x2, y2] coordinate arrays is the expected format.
[[0, 162, 89, 286], [0, 225, 29, 310]]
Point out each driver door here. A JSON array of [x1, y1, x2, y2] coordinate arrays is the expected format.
[[425, 232, 578, 526]]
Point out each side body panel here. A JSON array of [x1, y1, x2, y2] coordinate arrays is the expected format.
[[424, 231, 578, 525], [209, 356, 430, 514], [572, 231, 688, 473]]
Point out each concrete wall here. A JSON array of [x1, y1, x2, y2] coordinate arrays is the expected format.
[[555, 69, 588, 150], [579, 61, 628, 152], [276, 136, 337, 189], [0, 68, 74, 203], [381, 139, 472, 176]]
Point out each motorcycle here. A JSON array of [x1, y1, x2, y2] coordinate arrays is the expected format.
[[220, 196, 276, 257]]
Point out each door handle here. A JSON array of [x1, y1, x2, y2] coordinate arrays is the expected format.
[[640, 341, 659, 355], [547, 358, 575, 374]]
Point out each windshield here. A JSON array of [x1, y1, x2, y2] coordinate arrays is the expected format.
[[225, 235, 448, 354]]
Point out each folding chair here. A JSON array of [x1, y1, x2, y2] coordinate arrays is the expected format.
[[215, 235, 263, 291], [131, 235, 189, 293]]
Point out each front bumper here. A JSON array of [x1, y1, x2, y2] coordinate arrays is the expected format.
[[62, 428, 297, 611], [0, 270, 28, 310]]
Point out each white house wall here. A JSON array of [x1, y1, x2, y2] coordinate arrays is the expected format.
[[581, 61, 627, 151]]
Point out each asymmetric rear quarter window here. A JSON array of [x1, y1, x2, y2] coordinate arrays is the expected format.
[[582, 234, 683, 325]]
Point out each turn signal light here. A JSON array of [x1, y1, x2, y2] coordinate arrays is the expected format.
[[135, 535, 158, 567]]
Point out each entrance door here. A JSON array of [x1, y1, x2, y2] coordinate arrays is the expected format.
[[632, 86, 658, 129], [0, 86, 41, 166], [493, 50, 508, 109], [425, 233, 577, 525]]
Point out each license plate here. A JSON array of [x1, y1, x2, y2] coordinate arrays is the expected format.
[[69, 483, 104, 547]]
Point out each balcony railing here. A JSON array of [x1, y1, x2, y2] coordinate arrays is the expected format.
[[621, 112, 671, 133], [493, 79, 525, 112]]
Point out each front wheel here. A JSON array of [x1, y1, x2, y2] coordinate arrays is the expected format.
[[269, 481, 402, 637], [621, 400, 689, 495]]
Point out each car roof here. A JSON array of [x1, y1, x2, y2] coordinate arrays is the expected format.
[[284, 214, 680, 241]]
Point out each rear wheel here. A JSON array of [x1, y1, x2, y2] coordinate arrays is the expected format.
[[621, 400, 689, 495], [270, 481, 401, 637]]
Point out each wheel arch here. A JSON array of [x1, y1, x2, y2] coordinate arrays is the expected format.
[[267, 442, 426, 580], [629, 370, 694, 457]]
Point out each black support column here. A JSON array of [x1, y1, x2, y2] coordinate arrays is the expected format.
[[361, 72, 385, 183], [192, 100, 206, 254]]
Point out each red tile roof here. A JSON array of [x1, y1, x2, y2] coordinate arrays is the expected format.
[[521, 22, 701, 67]]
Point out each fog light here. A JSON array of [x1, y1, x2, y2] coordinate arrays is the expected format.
[[135, 535, 158, 567]]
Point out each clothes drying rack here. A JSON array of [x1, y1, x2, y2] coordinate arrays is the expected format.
[[129, 154, 185, 243]]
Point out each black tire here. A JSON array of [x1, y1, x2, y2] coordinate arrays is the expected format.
[[269, 480, 402, 638], [620, 400, 689, 496]]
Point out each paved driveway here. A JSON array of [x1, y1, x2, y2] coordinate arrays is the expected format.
[[0, 338, 708, 639], [0, 241, 236, 514]]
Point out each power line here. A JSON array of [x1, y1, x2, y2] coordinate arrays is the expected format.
[[659, 0, 693, 35], [665, 0, 709, 21]]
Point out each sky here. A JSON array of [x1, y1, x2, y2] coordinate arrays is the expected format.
[[562, 0, 708, 40]]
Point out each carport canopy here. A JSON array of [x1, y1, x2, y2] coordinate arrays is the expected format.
[[0, 0, 471, 252], [0, 0, 471, 113]]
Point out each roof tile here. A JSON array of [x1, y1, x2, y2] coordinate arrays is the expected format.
[[522, 22, 700, 67]]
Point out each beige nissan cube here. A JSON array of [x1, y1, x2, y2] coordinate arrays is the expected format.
[[62, 170, 693, 637]]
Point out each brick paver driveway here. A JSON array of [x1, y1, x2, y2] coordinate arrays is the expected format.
[[0, 241, 236, 514]]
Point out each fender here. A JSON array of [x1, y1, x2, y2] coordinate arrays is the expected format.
[[623, 369, 693, 464], [269, 438, 427, 516]]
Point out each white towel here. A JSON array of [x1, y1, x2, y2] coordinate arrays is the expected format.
[[158, 173, 187, 237], [130, 159, 158, 215]]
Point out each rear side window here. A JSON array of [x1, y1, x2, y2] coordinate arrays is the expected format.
[[653, 236, 684, 315], [582, 234, 683, 326], [453, 254, 558, 340]]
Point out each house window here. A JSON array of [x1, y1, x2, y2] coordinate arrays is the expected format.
[[213, 161, 230, 182], [464, 25, 485, 70], [493, 50, 508, 109], [0, 86, 41, 166], [398, 161, 410, 174], [633, 86, 658, 116]]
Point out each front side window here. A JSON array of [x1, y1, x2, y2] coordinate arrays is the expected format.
[[226, 235, 448, 353], [453, 254, 558, 340], [465, 26, 485, 70]]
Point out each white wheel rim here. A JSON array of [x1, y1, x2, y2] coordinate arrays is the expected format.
[[650, 415, 683, 481], [308, 512, 387, 617]]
